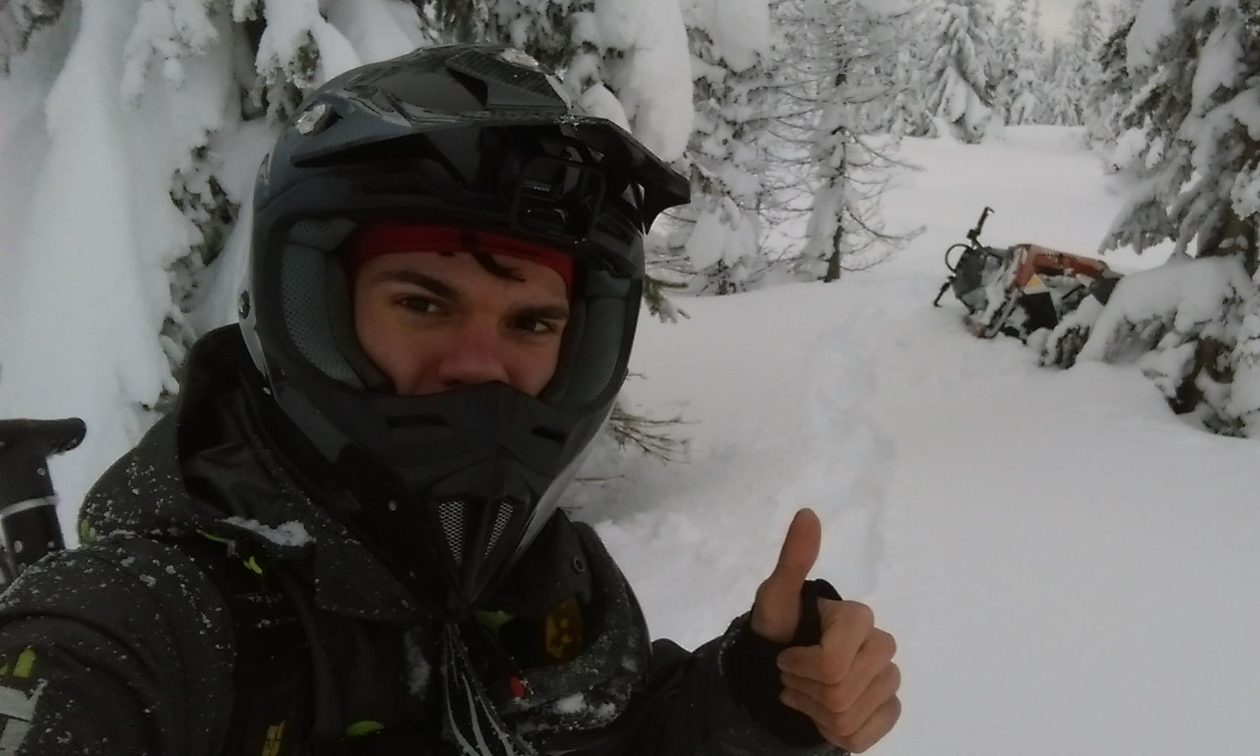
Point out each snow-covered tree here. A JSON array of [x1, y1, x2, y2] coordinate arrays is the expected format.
[[1069, 0, 1105, 121], [991, 0, 1031, 122], [668, 0, 774, 295], [924, 0, 998, 143], [1106, 0, 1144, 33], [782, 0, 919, 281], [1086, 14, 1136, 150], [876, 3, 937, 137], [1041, 0, 1105, 126], [1077, 0, 1260, 436], [1043, 256, 1254, 434], [1028, 0, 1047, 60], [1040, 41, 1077, 124], [1102, 0, 1260, 271], [1007, 68, 1042, 124], [0, 0, 435, 513], [0, 0, 66, 73], [430, 0, 693, 166]]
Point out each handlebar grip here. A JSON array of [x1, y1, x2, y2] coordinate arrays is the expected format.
[[0, 418, 85, 507], [0, 418, 86, 456]]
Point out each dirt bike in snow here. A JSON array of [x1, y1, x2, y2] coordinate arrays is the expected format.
[[934, 207, 1122, 341]]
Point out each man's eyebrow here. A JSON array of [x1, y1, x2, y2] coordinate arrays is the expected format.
[[370, 270, 461, 301], [370, 270, 569, 319]]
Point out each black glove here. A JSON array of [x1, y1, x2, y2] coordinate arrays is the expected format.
[[725, 579, 843, 747]]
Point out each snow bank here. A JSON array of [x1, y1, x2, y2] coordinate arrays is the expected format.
[[1078, 256, 1253, 363]]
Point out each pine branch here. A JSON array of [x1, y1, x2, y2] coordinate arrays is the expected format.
[[607, 403, 688, 463]]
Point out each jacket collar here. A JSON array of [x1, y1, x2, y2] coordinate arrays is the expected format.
[[79, 326, 423, 621]]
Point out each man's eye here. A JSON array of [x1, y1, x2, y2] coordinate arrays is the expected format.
[[398, 296, 443, 315], [517, 318, 558, 335]]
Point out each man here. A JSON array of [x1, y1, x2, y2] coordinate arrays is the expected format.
[[0, 45, 899, 755]]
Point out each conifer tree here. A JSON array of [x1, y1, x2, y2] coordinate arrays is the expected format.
[[669, 0, 774, 295], [924, 0, 998, 142], [786, 0, 918, 281], [992, 0, 1030, 123]]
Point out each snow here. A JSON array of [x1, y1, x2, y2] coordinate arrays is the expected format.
[[1125, 0, 1178, 72], [587, 0, 694, 163], [222, 517, 313, 547], [1191, 12, 1246, 110], [593, 268, 1260, 754], [686, 0, 771, 74], [120, 0, 219, 103], [1237, 163, 1260, 219], [0, 0, 214, 532], [254, 0, 365, 89], [553, 693, 587, 714], [684, 197, 759, 270], [1228, 292, 1260, 427], [575, 127, 1256, 755], [1078, 256, 1253, 363], [1107, 126, 1148, 172], [324, 0, 427, 65]]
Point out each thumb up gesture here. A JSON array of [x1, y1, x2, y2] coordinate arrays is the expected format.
[[750, 509, 901, 753]]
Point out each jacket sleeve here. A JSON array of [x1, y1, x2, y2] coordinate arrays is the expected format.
[[0, 536, 236, 755], [611, 615, 841, 756]]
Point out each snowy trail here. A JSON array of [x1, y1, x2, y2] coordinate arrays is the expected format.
[[583, 282, 898, 645], [869, 281, 1260, 755], [603, 269, 1260, 755], [592, 129, 1260, 755]]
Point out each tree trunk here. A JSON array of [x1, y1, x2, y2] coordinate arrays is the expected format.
[[823, 225, 843, 282]]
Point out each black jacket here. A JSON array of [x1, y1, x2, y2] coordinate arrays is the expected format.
[[0, 327, 834, 756]]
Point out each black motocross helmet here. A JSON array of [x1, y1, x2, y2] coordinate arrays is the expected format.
[[240, 44, 689, 618]]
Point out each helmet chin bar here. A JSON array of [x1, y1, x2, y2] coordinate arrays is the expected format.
[[404, 450, 540, 616], [428, 490, 534, 615], [335, 448, 544, 618], [280, 378, 584, 618]]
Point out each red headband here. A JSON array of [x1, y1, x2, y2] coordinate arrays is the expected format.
[[346, 222, 574, 291]]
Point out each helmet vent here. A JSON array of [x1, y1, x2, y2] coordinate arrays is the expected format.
[[445, 49, 568, 111], [486, 500, 515, 557], [387, 414, 448, 429], [437, 499, 468, 566]]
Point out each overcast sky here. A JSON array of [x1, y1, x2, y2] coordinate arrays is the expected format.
[[989, 0, 1081, 40]]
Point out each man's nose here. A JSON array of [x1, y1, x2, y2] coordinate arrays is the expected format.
[[433, 321, 511, 390]]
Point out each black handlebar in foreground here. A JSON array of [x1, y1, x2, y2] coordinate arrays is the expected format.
[[0, 418, 84, 581]]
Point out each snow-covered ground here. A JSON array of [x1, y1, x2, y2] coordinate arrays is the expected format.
[[579, 127, 1260, 755]]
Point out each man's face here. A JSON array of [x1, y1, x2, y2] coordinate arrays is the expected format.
[[353, 251, 570, 397]]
